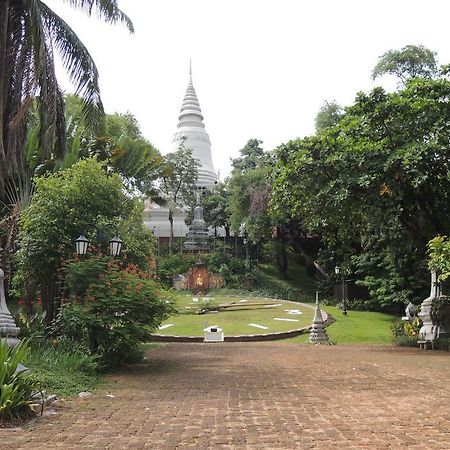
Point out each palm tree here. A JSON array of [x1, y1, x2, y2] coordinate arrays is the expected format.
[[0, 0, 133, 199], [0, 0, 133, 292]]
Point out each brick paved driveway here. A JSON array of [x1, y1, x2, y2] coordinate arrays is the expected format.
[[1, 343, 450, 449]]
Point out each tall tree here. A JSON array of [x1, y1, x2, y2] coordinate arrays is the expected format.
[[271, 78, 450, 306], [227, 139, 277, 271], [372, 45, 439, 85], [159, 145, 199, 254], [0, 0, 133, 199]]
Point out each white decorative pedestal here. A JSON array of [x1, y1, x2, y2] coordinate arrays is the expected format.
[[0, 268, 20, 347], [204, 326, 224, 343]]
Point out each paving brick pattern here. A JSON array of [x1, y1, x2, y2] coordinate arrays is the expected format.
[[1, 343, 450, 449]]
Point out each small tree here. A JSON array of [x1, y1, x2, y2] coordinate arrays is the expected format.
[[17, 158, 133, 321], [159, 144, 199, 254]]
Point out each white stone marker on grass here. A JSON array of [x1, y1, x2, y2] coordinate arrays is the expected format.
[[284, 309, 302, 315], [273, 318, 299, 322], [158, 324, 174, 330], [248, 323, 269, 330]]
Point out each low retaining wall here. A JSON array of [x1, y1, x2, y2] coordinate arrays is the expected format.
[[149, 301, 332, 343]]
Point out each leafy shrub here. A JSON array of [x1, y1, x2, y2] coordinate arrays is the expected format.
[[0, 339, 39, 421], [156, 254, 197, 286], [26, 341, 101, 396], [428, 235, 450, 281], [156, 252, 253, 288], [16, 311, 47, 342], [55, 256, 175, 367], [391, 317, 422, 347]]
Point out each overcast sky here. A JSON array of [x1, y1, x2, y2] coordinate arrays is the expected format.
[[46, 0, 450, 179]]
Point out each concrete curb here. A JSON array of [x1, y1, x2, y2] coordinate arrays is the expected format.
[[150, 300, 331, 343]]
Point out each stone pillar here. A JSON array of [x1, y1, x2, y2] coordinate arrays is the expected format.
[[418, 270, 439, 342], [309, 293, 330, 344], [0, 268, 20, 346]]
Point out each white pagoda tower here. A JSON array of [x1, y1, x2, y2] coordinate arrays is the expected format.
[[144, 65, 217, 237], [171, 66, 218, 187]]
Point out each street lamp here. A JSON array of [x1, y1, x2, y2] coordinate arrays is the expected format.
[[334, 265, 348, 315], [109, 236, 123, 257], [75, 226, 123, 257], [75, 235, 89, 256]]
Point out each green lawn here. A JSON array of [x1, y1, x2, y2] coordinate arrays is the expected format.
[[284, 306, 397, 344], [157, 294, 314, 336]]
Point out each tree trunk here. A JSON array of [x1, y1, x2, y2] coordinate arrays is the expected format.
[[168, 208, 174, 255], [0, 1, 9, 196], [275, 227, 288, 279], [41, 279, 56, 324]]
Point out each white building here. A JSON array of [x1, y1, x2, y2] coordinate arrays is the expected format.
[[144, 67, 218, 238]]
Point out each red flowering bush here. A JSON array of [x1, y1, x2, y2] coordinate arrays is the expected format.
[[55, 256, 175, 367]]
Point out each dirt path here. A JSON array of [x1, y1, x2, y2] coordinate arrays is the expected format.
[[1, 343, 450, 449]]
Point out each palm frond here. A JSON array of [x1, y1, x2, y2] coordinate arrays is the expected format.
[[40, 2, 104, 132], [61, 0, 134, 32]]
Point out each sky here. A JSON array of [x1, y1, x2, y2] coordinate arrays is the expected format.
[[45, 0, 450, 179]]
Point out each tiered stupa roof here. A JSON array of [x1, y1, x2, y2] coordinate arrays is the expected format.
[[171, 65, 218, 187]]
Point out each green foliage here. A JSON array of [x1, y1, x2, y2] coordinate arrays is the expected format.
[[320, 296, 394, 313], [56, 257, 175, 367], [202, 183, 231, 233], [19, 158, 129, 282], [428, 236, 450, 281], [315, 100, 344, 132], [228, 139, 273, 242], [160, 144, 199, 208], [16, 312, 47, 342], [372, 44, 439, 84], [0, 0, 133, 205], [156, 253, 197, 286], [391, 317, 422, 347], [26, 341, 102, 397], [156, 252, 253, 288], [0, 339, 39, 420], [270, 77, 450, 306]]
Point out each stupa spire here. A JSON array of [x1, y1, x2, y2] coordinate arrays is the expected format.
[[171, 63, 218, 187]]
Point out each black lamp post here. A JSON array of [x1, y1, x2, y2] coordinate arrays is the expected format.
[[75, 226, 123, 257], [335, 265, 348, 315]]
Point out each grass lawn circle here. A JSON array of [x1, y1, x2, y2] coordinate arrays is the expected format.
[[152, 294, 323, 342]]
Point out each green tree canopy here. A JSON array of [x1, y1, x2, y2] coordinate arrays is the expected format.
[[372, 44, 439, 85], [315, 100, 344, 132], [17, 158, 154, 320], [228, 139, 272, 242], [0, 0, 133, 199], [271, 77, 450, 306], [159, 144, 199, 253]]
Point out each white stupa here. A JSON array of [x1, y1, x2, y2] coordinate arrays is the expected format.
[[144, 64, 218, 237], [171, 65, 218, 187]]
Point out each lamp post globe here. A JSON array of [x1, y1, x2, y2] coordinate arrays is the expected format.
[[75, 235, 89, 256], [334, 265, 340, 276], [109, 236, 123, 256]]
